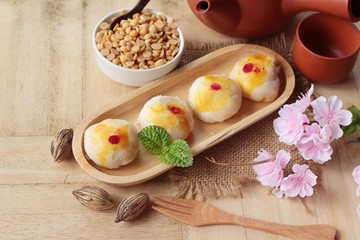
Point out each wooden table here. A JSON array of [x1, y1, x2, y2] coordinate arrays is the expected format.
[[1, 0, 360, 239]]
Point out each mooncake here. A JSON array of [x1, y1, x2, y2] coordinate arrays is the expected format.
[[138, 95, 194, 140], [188, 75, 242, 123], [84, 119, 139, 169], [230, 53, 280, 102]]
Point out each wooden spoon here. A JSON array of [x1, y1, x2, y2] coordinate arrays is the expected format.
[[109, 0, 150, 31]]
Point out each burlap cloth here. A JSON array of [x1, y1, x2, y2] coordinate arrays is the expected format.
[[169, 33, 321, 200]]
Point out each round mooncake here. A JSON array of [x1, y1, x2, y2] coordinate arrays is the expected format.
[[188, 75, 242, 123], [230, 53, 280, 102], [138, 95, 194, 140], [84, 119, 139, 169]]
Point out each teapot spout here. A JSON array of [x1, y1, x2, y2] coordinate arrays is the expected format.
[[282, 0, 360, 22], [187, 0, 241, 34]]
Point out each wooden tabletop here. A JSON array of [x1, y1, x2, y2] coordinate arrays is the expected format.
[[1, 0, 360, 239]]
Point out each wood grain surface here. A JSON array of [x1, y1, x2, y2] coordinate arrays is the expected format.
[[1, 0, 360, 239]]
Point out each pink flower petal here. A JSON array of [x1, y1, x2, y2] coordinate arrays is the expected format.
[[291, 84, 314, 112], [296, 123, 333, 164], [328, 96, 343, 112], [352, 166, 360, 185], [254, 149, 273, 162], [292, 163, 309, 174], [280, 175, 300, 197], [253, 149, 274, 175], [338, 109, 353, 126], [299, 183, 314, 198], [273, 105, 308, 145], [292, 84, 314, 112], [305, 170, 318, 186], [253, 150, 290, 188], [275, 150, 291, 169], [325, 124, 343, 140], [312, 95, 352, 128], [279, 164, 317, 198], [256, 167, 284, 188], [311, 97, 327, 117], [253, 161, 275, 176], [356, 186, 360, 196]]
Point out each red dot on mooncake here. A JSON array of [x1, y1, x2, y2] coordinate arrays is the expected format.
[[243, 63, 253, 73], [168, 106, 182, 114], [210, 83, 222, 90], [108, 135, 121, 144]]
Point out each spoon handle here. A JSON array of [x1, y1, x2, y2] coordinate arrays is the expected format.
[[109, 0, 150, 30], [127, 0, 151, 16]]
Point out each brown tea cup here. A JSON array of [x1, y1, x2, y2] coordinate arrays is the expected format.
[[292, 13, 360, 84]]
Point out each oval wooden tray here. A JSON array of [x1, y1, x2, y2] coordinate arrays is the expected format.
[[72, 44, 295, 186]]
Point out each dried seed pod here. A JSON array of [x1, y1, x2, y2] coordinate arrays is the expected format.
[[115, 193, 149, 222], [51, 128, 74, 162], [72, 185, 115, 211]]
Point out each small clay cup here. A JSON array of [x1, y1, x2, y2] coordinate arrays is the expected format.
[[293, 13, 360, 84]]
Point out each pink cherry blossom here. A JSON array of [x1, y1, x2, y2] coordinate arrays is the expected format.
[[273, 105, 309, 145], [280, 164, 317, 198], [352, 166, 360, 196], [292, 84, 314, 112], [253, 149, 290, 188], [311, 96, 352, 138], [296, 123, 333, 164]]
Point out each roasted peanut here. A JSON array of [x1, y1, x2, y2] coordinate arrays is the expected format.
[[95, 10, 180, 69]]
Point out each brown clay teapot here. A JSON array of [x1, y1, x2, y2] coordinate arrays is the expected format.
[[187, 0, 360, 37]]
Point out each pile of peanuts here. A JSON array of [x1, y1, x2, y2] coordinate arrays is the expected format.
[[95, 10, 181, 70]]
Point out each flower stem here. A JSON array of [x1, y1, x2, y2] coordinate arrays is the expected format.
[[206, 157, 273, 167], [346, 137, 360, 144]]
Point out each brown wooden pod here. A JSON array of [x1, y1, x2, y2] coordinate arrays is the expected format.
[[115, 193, 150, 222]]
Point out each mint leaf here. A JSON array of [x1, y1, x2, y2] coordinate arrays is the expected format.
[[160, 139, 193, 167], [342, 105, 360, 136], [138, 125, 193, 167], [342, 119, 360, 135], [348, 105, 360, 119], [343, 123, 358, 135], [138, 126, 170, 155]]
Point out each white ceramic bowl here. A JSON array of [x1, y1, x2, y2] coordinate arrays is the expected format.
[[92, 9, 184, 87]]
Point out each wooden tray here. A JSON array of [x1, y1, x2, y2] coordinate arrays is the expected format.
[[72, 44, 295, 186]]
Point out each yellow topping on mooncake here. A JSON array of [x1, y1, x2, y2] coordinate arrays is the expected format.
[[138, 96, 194, 140], [236, 54, 272, 97], [188, 75, 242, 123], [84, 119, 139, 169], [193, 75, 235, 112], [145, 102, 191, 134], [91, 124, 129, 167], [230, 53, 279, 102]]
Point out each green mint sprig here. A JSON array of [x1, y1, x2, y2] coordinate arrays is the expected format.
[[137, 125, 170, 155], [343, 105, 360, 134], [343, 105, 360, 143], [138, 126, 193, 167]]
